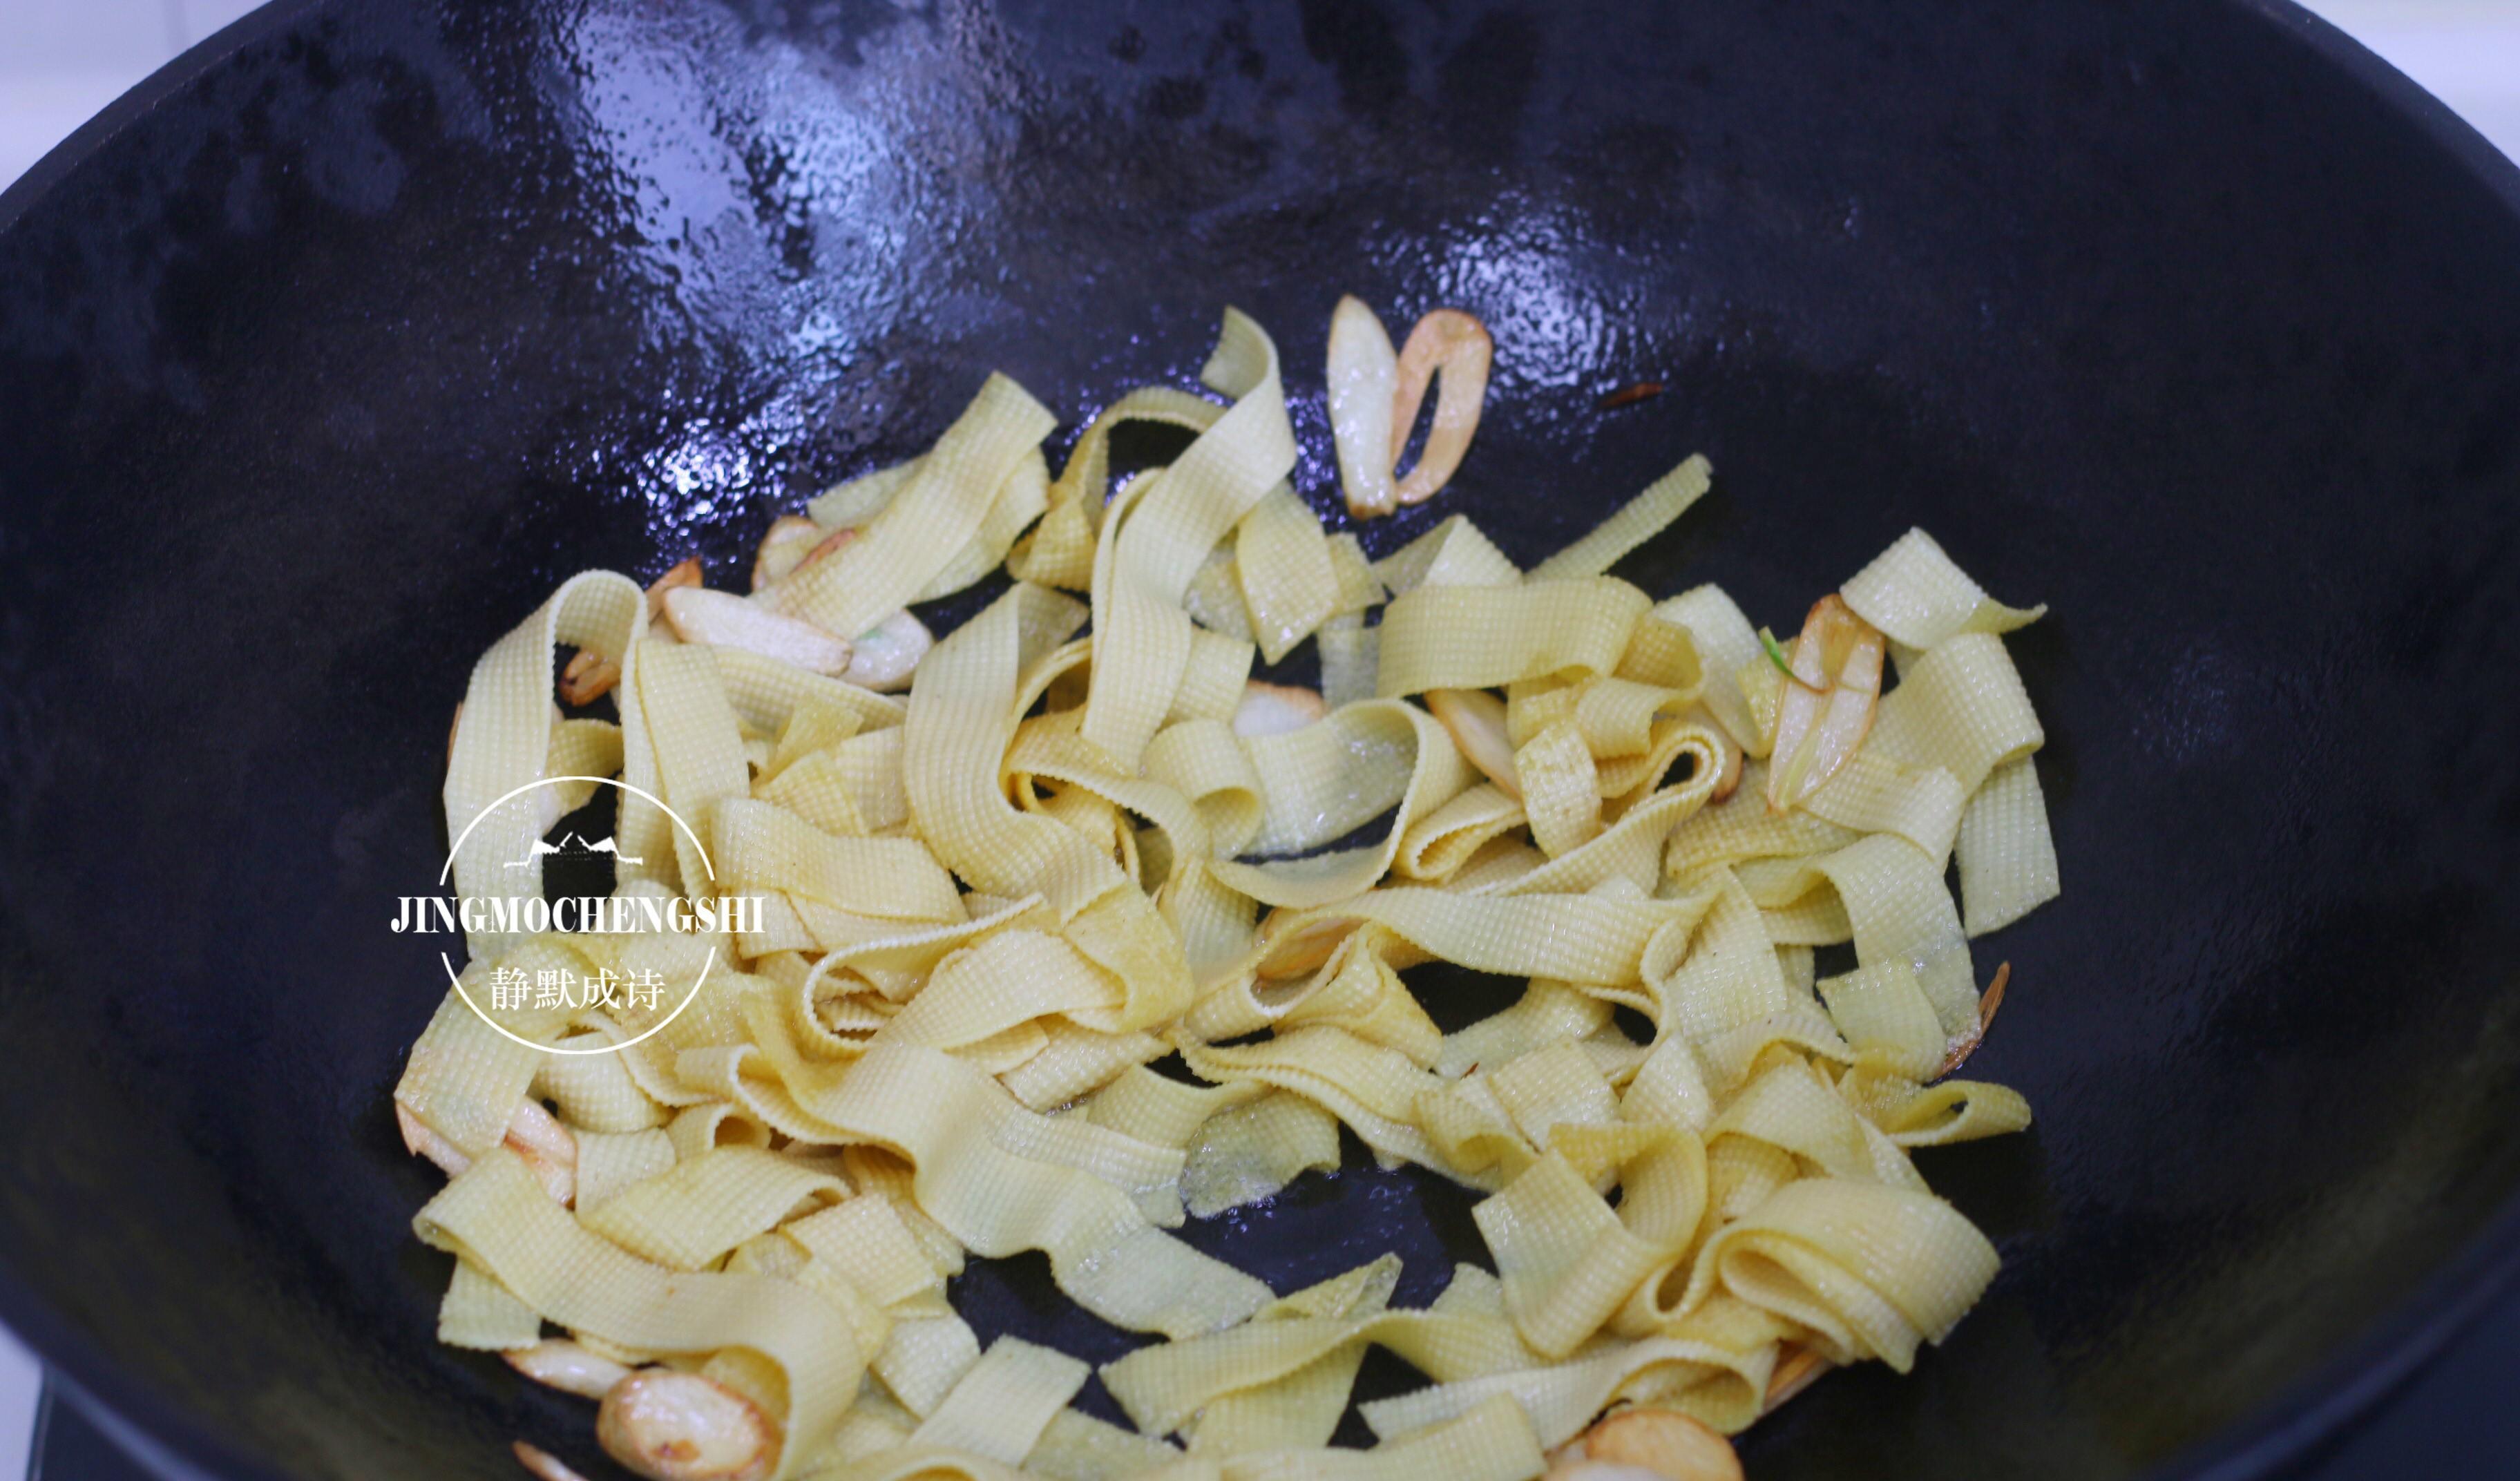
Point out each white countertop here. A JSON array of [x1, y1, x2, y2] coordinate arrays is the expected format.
[[0, 0, 2514, 1476], [0, 1337, 30, 1481], [1, 1, 267, 192]]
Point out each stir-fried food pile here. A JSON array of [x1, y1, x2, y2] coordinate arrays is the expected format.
[[394, 295, 2058, 1481]]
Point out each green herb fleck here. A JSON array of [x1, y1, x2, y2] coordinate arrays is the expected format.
[[1758, 627, 1794, 676]]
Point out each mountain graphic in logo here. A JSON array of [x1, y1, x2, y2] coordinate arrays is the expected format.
[[504, 832, 645, 870]]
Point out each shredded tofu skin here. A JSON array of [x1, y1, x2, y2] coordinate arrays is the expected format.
[[394, 300, 2057, 1481]]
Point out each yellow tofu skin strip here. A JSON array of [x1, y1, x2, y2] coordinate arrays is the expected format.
[[394, 301, 2059, 1480]]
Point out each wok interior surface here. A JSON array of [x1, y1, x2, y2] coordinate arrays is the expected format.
[[3, 1, 2519, 1476]]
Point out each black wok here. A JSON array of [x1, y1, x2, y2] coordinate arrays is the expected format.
[[2, 1, 2517, 1477]]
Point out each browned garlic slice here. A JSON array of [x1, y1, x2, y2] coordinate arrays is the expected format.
[[777, 524, 858, 586], [843, 608, 933, 692], [1233, 680, 1329, 738], [557, 652, 620, 706], [1391, 308, 1492, 507], [1425, 687, 1521, 799], [1766, 593, 1884, 813], [1328, 299, 1493, 518], [647, 557, 703, 618], [552, 557, 698, 705], [750, 517, 823, 591], [1328, 295, 1402, 519], [596, 1369, 778, 1481], [1763, 1343, 1831, 1413], [1546, 1407, 1743, 1481], [1936, 959, 2012, 1078], [506, 1339, 633, 1400], [659, 587, 853, 678]]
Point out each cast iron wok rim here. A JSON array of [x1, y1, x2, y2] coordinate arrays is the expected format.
[[1, 0, 2516, 1476]]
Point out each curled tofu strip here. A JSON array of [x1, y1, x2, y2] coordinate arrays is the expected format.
[[597, 1368, 777, 1481], [508, 1339, 633, 1400], [560, 558, 701, 703], [394, 1102, 465, 1176], [1255, 907, 1359, 980], [660, 588, 854, 678], [1545, 1408, 1743, 1481], [1685, 702, 1746, 803], [397, 1099, 578, 1205], [1766, 594, 1885, 813], [1233, 680, 1328, 738], [1328, 298, 1493, 518], [561, 558, 698, 703]]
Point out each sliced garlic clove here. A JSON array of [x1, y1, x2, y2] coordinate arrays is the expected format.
[[1762, 1344, 1831, 1413], [646, 556, 704, 620], [596, 1369, 778, 1481], [1390, 308, 1492, 507], [843, 608, 933, 692], [1935, 960, 2011, 1078], [1806, 591, 1880, 687], [1765, 682, 1825, 812], [1232, 680, 1329, 738], [513, 1440, 598, 1481], [1796, 666, 1881, 790], [749, 517, 823, 592], [659, 587, 853, 678], [1579, 1406, 1744, 1481], [1735, 653, 1787, 758], [1425, 687, 1521, 799], [1328, 295, 1401, 519], [1766, 595, 1884, 812], [558, 651, 620, 705], [507, 1339, 632, 1400], [779, 524, 859, 588]]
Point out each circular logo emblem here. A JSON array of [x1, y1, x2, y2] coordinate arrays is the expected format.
[[394, 776, 765, 1055]]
